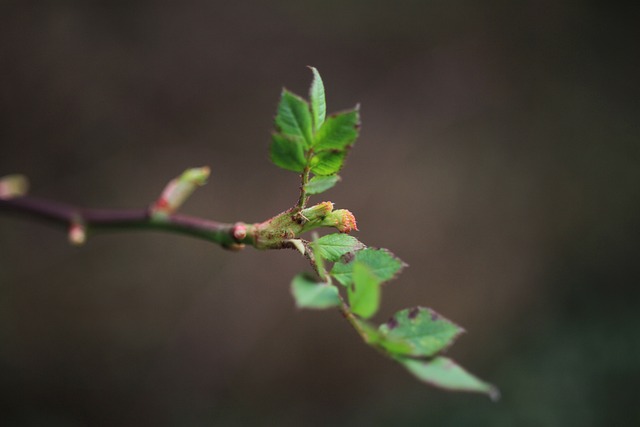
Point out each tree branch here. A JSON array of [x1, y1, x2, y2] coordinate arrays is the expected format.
[[0, 195, 248, 249]]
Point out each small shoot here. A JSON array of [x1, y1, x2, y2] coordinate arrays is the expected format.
[[0, 174, 29, 200], [152, 167, 210, 216]]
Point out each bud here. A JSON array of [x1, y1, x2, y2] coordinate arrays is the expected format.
[[321, 209, 358, 233], [68, 222, 86, 246], [152, 167, 210, 214], [301, 201, 334, 222], [232, 223, 247, 240], [0, 174, 29, 199]]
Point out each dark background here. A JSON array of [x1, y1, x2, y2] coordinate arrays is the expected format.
[[1, 1, 639, 426]]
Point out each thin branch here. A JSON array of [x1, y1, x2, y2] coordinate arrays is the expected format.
[[0, 196, 247, 249]]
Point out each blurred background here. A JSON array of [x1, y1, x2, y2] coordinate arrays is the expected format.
[[1, 1, 638, 425]]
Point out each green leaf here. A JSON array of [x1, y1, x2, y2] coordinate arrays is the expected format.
[[308, 66, 326, 132], [397, 356, 499, 400], [312, 233, 364, 262], [304, 175, 340, 195], [353, 317, 414, 354], [291, 273, 341, 310], [310, 151, 347, 175], [378, 307, 465, 357], [270, 133, 306, 173], [331, 248, 406, 286], [275, 89, 313, 147], [313, 108, 360, 151], [348, 262, 381, 319]]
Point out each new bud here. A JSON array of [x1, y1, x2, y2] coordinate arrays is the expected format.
[[301, 201, 334, 222], [152, 167, 210, 215], [322, 209, 358, 233], [0, 174, 29, 200], [232, 223, 247, 240], [68, 222, 86, 246]]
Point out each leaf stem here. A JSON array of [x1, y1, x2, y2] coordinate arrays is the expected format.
[[296, 165, 310, 210]]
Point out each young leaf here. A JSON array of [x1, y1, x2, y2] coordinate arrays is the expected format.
[[304, 175, 340, 195], [397, 356, 499, 400], [270, 134, 306, 173], [312, 233, 364, 262], [275, 90, 313, 147], [348, 262, 382, 319], [310, 150, 347, 175], [308, 66, 326, 132], [378, 307, 465, 357], [313, 108, 360, 151], [291, 273, 341, 310], [352, 317, 414, 354], [332, 248, 405, 286]]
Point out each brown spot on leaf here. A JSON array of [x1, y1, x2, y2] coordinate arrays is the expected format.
[[341, 252, 355, 263], [408, 307, 420, 320], [430, 310, 440, 321], [386, 317, 398, 330]]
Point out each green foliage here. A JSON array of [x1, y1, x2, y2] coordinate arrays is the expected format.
[[378, 307, 464, 357], [269, 134, 306, 173], [347, 262, 382, 319], [291, 273, 341, 309], [308, 66, 326, 132], [270, 68, 360, 194], [313, 108, 360, 151], [331, 247, 405, 286], [275, 90, 313, 147], [311, 233, 364, 262], [268, 68, 497, 398], [398, 357, 499, 400], [310, 150, 347, 176], [304, 175, 340, 195]]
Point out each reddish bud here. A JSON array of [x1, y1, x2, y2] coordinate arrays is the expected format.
[[322, 209, 358, 233], [233, 223, 247, 240], [68, 222, 86, 246]]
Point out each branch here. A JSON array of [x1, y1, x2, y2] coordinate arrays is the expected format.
[[0, 195, 248, 249], [0, 194, 356, 251]]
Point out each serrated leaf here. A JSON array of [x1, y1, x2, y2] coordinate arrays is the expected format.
[[304, 175, 340, 195], [398, 356, 499, 400], [331, 248, 405, 286], [312, 233, 364, 262], [275, 90, 313, 147], [313, 108, 360, 151], [348, 262, 381, 319], [308, 66, 326, 132], [291, 273, 341, 310], [310, 150, 347, 175], [270, 133, 306, 173], [378, 307, 464, 357]]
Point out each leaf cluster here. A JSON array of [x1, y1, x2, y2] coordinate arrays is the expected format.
[[271, 67, 360, 197], [270, 68, 498, 399]]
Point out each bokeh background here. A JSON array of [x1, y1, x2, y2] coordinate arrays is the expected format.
[[1, 1, 639, 426]]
